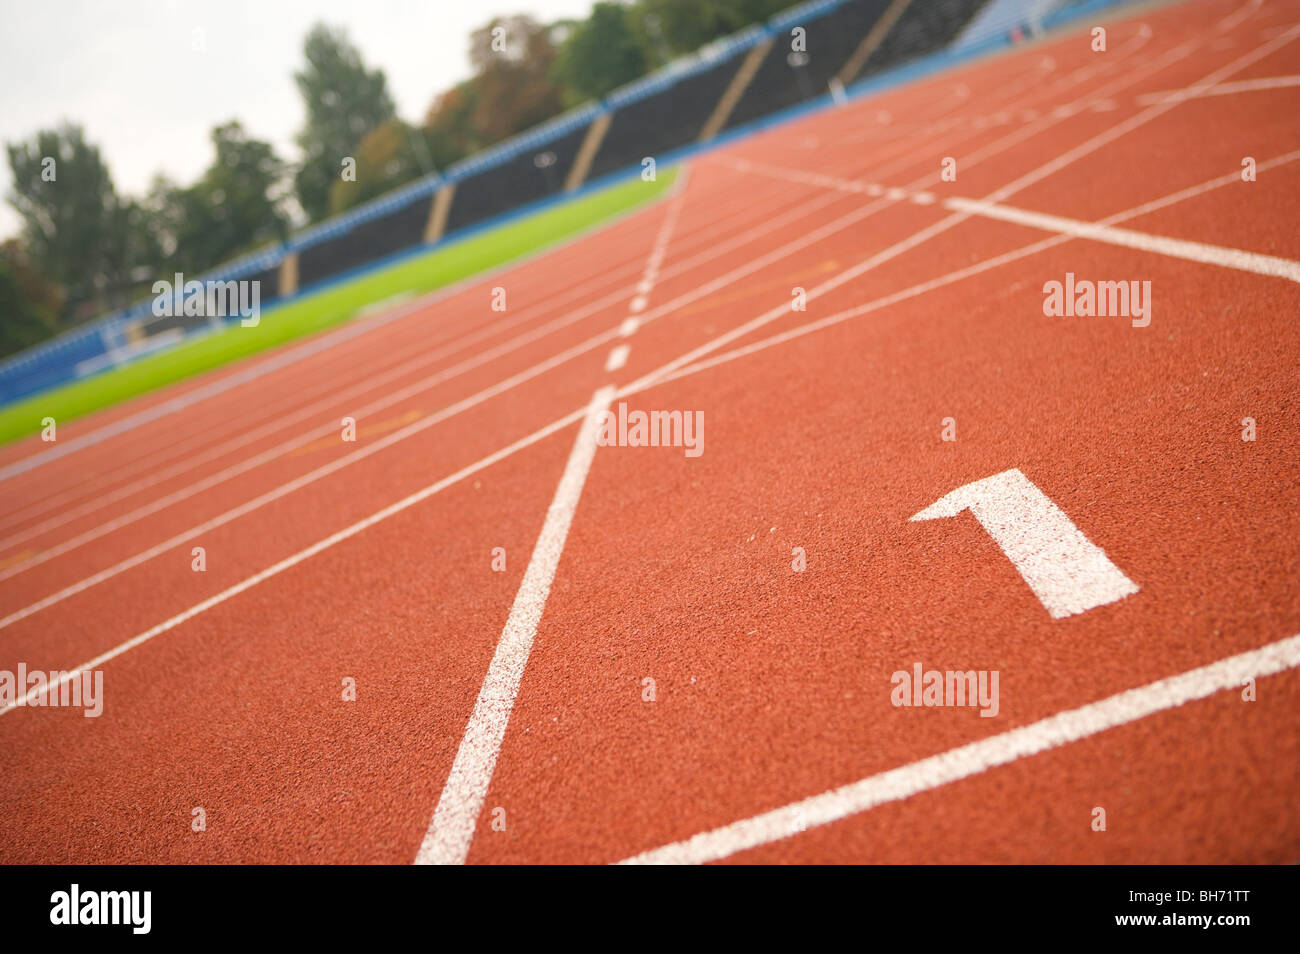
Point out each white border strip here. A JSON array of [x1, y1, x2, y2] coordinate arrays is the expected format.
[[619, 632, 1300, 864]]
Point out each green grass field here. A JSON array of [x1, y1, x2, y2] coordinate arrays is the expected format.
[[0, 169, 677, 446]]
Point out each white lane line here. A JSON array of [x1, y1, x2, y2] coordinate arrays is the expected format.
[[619, 632, 1300, 864], [0, 327, 625, 630], [0, 163, 827, 557], [0, 303, 437, 485], [1135, 73, 1300, 104], [1218, 0, 1262, 33], [683, 15, 1286, 382], [415, 384, 616, 865], [605, 344, 631, 372], [4, 193, 699, 572], [0, 295, 621, 573], [741, 11, 1243, 206], [0, 169, 736, 535], [734, 157, 1300, 285], [850, 21, 1158, 187], [0, 401, 595, 717], [0, 183, 692, 708], [618, 318, 639, 337], [0, 166, 688, 486], [417, 183, 683, 865], [716, 22, 1236, 371], [0, 205, 689, 577], [944, 196, 1300, 282], [982, 24, 1300, 207], [0, 197, 726, 531]]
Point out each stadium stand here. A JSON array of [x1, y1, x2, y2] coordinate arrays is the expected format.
[[296, 193, 430, 287], [856, 0, 995, 75], [444, 122, 593, 233], [584, 46, 757, 183], [724, 0, 895, 130]]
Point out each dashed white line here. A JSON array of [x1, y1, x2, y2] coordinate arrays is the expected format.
[[604, 345, 630, 372]]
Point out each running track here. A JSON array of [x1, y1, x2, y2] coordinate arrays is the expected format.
[[1, 0, 1297, 864]]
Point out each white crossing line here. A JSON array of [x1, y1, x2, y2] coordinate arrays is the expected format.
[[646, 149, 1300, 392], [945, 196, 1300, 282], [726, 157, 1300, 284]]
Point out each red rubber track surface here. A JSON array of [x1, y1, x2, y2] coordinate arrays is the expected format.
[[0, 0, 1297, 864]]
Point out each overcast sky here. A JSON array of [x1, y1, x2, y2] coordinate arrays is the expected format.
[[0, 0, 598, 239]]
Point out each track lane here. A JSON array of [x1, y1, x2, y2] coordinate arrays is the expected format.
[[1, 0, 1296, 866]]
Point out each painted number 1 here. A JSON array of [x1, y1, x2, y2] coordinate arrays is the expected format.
[[910, 468, 1138, 619]]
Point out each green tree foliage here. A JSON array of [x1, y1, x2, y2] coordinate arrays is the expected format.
[[466, 16, 567, 146], [294, 24, 395, 222], [552, 2, 649, 104], [0, 240, 62, 358], [634, 0, 794, 62], [423, 83, 482, 170], [5, 123, 134, 319], [151, 122, 289, 275], [2, 0, 800, 358], [328, 119, 435, 215]]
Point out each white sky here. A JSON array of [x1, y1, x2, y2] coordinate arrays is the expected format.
[[0, 0, 598, 239]]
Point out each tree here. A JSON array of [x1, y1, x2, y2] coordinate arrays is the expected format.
[[5, 123, 132, 319], [0, 240, 62, 358], [632, 0, 792, 61], [467, 16, 566, 145], [552, 2, 649, 103], [423, 82, 481, 170], [153, 122, 289, 274], [294, 24, 395, 222], [328, 118, 434, 215]]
